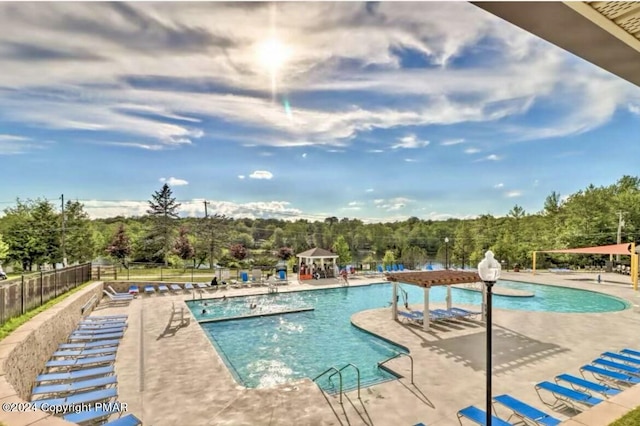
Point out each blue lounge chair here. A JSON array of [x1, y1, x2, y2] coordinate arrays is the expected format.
[[63, 407, 121, 425], [196, 282, 208, 289], [107, 286, 133, 298], [580, 364, 640, 386], [457, 405, 513, 426], [78, 321, 127, 329], [602, 351, 640, 366], [53, 347, 118, 358], [377, 265, 384, 273], [621, 348, 640, 358], [59, 339, 120, 350], [103, 290, 134, 302], [386, 265, 392, 272], [450, 307, 482, 318], [33, 387, 117, 410], [32, 375, 117, 397], [86, 315, 128, 321], [392, 264, 399, 271], [170, 284, 182, 291], [68, 332, 124, 341], [144, 285, 155, 295], [592, 358, 640, 376], [398, 311, 422, 324], [431, 309, 458, 319], [535, 381, 602, 410], [555, 374, 620, 398], [399, 264, 405, 271], [36, 366, 114, 384], [493, 394, 561, 426], [103, 414, 143, 426], [128, 285, 139, 295], [46, 354, 116, 369], [184, 282, 194, 290], [158, 285, 169, 293], [72, 326, 125, 335]]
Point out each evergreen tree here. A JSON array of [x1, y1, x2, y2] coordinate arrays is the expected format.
[[0, 234, 8, 262], [146, 184, 181, 266]]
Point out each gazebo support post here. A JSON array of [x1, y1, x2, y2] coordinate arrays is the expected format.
[[423, 287, 430, 330], [392, 282, 398, 319], [446, 285, 452, 311]]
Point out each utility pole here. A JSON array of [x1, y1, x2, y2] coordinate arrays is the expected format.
[[617, 211, 624, 263], [60, 194, 66, 267]]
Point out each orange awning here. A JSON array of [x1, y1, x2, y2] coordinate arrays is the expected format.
[[540, 243, 633, 256]]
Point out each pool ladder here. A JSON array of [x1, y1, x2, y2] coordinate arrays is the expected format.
[[312, 363, 361, 404], [377, 352, 414, 384]]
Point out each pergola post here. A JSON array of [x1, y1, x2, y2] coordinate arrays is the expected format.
[[423, 287, 430, 330], [392, 282, 398, 319], [446, 285, 452, 310]]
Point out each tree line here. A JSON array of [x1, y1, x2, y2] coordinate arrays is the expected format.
[[1, 176, 639, 272]]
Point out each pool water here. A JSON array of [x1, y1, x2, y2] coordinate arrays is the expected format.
[[187, 281, 629, 391]]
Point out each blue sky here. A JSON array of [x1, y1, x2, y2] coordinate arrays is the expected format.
[[2, 2, 640, 221]]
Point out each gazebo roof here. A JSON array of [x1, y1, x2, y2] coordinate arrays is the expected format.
[[385, 270, 482, 288], [296, 248, 338, 258]]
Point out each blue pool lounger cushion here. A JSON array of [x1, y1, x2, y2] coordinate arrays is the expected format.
[[555, 374, 621, 397], [535, 381, 602, 408], [32, 375, 117, 397], [33, 387, 117, 410], [59, 339, 120, 350], [580, 364, 640, 385], [103, 414, 143, 426], [63, 407, 120, 424], [35, 366, 114, 384], [493, 394, 561, 426], [457, 405, 513, 426]]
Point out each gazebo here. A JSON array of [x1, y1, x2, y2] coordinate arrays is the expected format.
[[385, 270, 482, 330], [296, 248, 339, 280]]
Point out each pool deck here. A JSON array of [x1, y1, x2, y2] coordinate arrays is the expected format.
[[91, 271, 640, 425]]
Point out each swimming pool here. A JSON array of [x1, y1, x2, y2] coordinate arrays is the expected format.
[[187, 281, 629, 391]]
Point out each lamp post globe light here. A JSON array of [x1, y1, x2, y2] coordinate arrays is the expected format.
[[444, 237, 450, 269], [478, 250, 502, 426]]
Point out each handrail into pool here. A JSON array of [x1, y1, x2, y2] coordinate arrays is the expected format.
[[378, 352, 414, 384], [312, 367, 343, 404], [327, 363, 361, 399]]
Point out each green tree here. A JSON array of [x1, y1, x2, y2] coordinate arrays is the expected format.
[[332, 235, 352, 265], [106, 224, 132, 266], [146, 184, 181, 265], [0, 233, 8, 262], [382, 249, 395, 267], [64, 201, 96, 263]]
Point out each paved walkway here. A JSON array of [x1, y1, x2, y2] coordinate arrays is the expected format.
[[94, 271, 640, 426]]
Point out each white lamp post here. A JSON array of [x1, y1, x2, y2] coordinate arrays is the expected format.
[[478, 250, 501, 426], [444, 237, 450, 269]]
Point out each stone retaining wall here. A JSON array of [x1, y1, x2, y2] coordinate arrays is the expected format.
[[0, 281, 103, 399]]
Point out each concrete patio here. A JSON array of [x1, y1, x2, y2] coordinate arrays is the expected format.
[[92, 271, 640, 425]]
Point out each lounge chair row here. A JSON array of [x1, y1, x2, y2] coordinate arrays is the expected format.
[[398, 307, 481, 325], [455, 347, 640, 425], [32, 315, 141, 425]]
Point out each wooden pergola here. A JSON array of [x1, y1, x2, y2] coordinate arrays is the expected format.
[[385, 270, 482, 330]]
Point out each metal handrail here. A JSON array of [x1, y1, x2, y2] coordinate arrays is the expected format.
[[378, 352, 414, 384], [312, 367, 343, 404], [328, 363, 361, 399]]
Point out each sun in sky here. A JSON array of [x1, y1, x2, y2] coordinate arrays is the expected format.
[[256, 37, 292, 102]]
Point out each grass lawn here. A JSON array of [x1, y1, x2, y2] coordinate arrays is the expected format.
[[0, 280, 93, 341], [610, 406, 640, 426]]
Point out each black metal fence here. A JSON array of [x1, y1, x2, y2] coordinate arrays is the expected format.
[[0, 263, 92, 325]]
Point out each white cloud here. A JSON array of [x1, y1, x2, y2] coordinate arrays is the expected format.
[[159, 177, 188, 186], [373, 199, 385, 205], [464, 148, 480, 154], [249, 170, 273, 180], [533, 179, 539, 187], [81, 198, 308, 220], [367, 149, 384, 153], [372, 197, 414, 211], [348, 201, 362, 206], [629, 104, 640, 115], [441, 138, 465, 146], [494, 183, 504, 188], [238, 175, 245, 179], [0, 134, 49, 155], [365, 188, 374, 193], [392, 134, 430, 149], [404, 158, 418, 162], [0, 2, 638, 156], [505, 190, 522, 198], [301, 153, 307, 158], [475, 154, 502, 162]]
